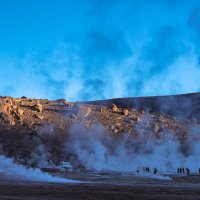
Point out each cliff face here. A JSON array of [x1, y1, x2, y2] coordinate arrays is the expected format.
[[0, 93, 199, 169]]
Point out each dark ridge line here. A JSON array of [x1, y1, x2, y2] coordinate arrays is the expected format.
[[83, 92, 200, 120]]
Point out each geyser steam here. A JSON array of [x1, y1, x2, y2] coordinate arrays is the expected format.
[[0, 154, 77, 183], [65, 123, 200, 172]]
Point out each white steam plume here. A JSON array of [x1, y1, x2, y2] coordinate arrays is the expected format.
[[65, 123, 200, 173], [0, 154, 78, 183]]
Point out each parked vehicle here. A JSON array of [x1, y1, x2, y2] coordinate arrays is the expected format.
[[59, 161, 73, 172]]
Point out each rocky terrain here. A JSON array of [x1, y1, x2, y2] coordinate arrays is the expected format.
[[0, 93, 199, 169]]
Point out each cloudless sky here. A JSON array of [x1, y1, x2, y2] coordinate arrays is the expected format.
[[0, 0, 87, 54], [0, 0, 200, 100]]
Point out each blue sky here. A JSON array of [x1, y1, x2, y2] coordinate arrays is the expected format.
[[0, 0, 200, 101]]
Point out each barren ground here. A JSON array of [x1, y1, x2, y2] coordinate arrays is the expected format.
[[0, 173, 200, 200]]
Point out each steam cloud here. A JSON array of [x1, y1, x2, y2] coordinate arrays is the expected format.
[[65, 122, 200, 173], [0, 154, 77, 183], [1, 1, 200, 100]]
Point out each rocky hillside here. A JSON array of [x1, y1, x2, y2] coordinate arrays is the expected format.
[[0, 93, 199, 169]]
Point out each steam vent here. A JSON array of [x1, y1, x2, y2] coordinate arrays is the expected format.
[[0, 92, 199, 166]]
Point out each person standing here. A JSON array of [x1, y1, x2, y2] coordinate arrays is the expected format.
[[186, 168, 190, 176]]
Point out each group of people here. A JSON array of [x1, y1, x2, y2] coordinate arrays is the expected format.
[[137, 167, 200, 176], [136, 167, 158, 174], [177, 168, 190, 175], [136, 167, 200, 176]]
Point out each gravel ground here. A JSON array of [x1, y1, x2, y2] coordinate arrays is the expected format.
[[0, 172, 200, 200]]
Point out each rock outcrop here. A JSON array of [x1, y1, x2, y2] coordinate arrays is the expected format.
[[0, 93, 199, 167]]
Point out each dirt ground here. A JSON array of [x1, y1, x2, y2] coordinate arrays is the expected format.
[[0, 172, 200, 200]]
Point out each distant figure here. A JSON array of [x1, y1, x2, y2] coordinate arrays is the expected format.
[[182, 168, 185, 174], [136, 167, 139, 173], [177, 168, 180, 173], [186, 168, 190, 176], [180, 168, 182, 173], [199, 168, 200, 175], [154, 168, 157, 174], [146, 167, 150, 172]]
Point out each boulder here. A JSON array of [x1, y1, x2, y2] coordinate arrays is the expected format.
[[12, 107, 24, 121], [33, 102, 43, 113], [0, 112, 15, 125], [17, 108, 24, 117], [123, 108, 129, 116], [112, 104, 119, 112], [0, 102, 11, 115]]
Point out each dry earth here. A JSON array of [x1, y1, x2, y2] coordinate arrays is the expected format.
[[0, 173, 200, 200]]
